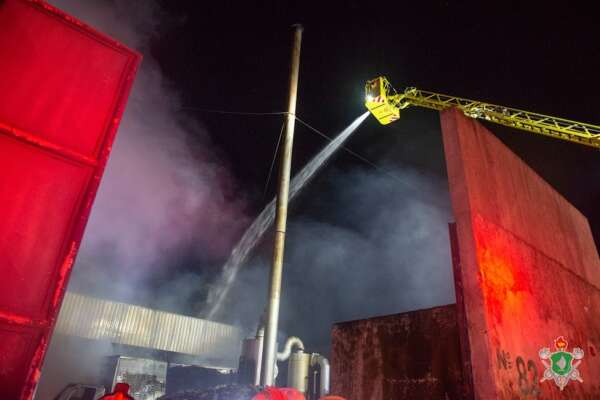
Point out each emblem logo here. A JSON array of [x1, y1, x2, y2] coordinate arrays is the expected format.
[[539, 336, 584, 391]]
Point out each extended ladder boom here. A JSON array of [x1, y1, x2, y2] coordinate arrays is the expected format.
[[365, 77, 600, 149]]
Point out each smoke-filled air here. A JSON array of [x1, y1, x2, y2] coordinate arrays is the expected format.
[[203, 112, 371, 321], [52, 0, 249, 311], [5, 0, 595, 399], [50, 0, 455, 357], [217, 163, 455, 353]]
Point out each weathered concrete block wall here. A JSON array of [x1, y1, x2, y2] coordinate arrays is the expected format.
[[331, 305, 465, 399], [441, 109, 600, 399]]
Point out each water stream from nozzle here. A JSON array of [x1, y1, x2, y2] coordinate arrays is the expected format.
[[203, 112, 370, 320]]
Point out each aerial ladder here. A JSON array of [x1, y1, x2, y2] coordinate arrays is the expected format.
[[365, 77, 600, 149]]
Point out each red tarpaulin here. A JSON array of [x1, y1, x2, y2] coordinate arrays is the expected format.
[[0, 1, 140, 398]]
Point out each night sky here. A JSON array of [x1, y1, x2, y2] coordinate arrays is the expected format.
[[60, 0, 599, 358], [153, 1, 599, 238], [147, 1, 600, 355]]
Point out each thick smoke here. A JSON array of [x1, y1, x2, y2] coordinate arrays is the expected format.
[[39, 1, 455, 395], [50, 0, 248, 307], [221, 163, 455, 355], [38, 2, 248, 396]]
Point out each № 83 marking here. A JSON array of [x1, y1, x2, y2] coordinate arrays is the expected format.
[[516, 356, 541, 397]]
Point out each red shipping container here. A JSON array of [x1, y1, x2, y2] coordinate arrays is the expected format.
[[0, 1, 140, 398]]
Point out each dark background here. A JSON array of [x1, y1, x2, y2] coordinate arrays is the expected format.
[[149, 1, 600, 355], [154, 0, 599, 239], [57, 0, 599, 360]]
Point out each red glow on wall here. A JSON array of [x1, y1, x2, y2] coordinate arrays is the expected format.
[[473, 215, 532, 325], [441, 107, 600, 398]]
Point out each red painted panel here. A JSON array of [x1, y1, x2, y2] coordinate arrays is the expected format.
[[0, 1, 140, 398], [440, 109, 600, 399], [0, 0, 131, 157], [0, 325, 41, 399], [0, 135, 92, 319]]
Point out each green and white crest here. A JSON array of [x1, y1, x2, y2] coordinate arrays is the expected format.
[[539, 336, 584, 391], [550, 351, 573, 376]]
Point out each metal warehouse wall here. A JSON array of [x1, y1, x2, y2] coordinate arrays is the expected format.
[[53, 292, 242, 367], [441, 109, 600, 399], [0, 1, 140, 398], [37, 292, 243, 399], [331, 304, 465, 399]]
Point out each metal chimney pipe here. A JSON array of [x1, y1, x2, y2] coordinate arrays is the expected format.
[[314, 355, 330, 396], [260, 24, 303, 386], [254, 327, 264, 386], [277, 336, 305, 361]]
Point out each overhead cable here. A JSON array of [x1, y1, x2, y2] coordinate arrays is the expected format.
[[181, 107, 288, 116]]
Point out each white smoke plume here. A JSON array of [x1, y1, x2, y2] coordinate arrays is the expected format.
[[39, 1, 249, 396], [220, 164, 456, 355], [39, 2, 456, 395], [49, 0, 249, 306]]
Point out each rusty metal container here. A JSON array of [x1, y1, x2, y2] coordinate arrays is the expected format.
[[331, 304, 465, 399]]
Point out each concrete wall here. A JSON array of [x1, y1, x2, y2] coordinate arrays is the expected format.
[[441, 109, 600, 399], [331, 304, 465, 399]]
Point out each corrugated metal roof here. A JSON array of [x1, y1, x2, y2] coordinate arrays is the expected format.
[[55, 292, 242, 368]]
